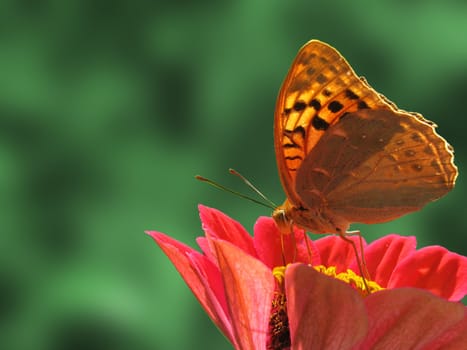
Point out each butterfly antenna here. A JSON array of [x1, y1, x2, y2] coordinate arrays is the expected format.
[[195, 175, 274, 210], [228, 168, 277, 208]]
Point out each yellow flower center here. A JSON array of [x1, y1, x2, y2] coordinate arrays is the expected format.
[[272, 266, 287, 285], [314, 264, 383, 296], [272, 264, 384, 296]]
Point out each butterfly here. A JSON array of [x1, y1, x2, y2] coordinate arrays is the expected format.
[[272, 40, 457, 237]]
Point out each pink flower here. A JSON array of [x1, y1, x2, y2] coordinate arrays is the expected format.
[[147, 205, 467, 349]]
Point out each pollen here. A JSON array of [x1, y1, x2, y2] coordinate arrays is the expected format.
[[272, 266, 287, 284], [314, 265, 384, 296], [274, 264, 383, 296]]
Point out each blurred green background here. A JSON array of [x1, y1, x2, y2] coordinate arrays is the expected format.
[[0, 1, 466, 349]]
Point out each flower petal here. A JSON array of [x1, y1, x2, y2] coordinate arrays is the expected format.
[[389, 246, 467, 301], [199, 205, 257, 257], [196, 236, 217, 263], [360, 288, 467, 349], [253, 217, 320, 268], [213, 239, 275, 350], [429, 309, 467, 349], [358, 234, 416, 287], [314, 235, 366, 273], [146, 231, 235, 344], [286, 264, 368, 350]]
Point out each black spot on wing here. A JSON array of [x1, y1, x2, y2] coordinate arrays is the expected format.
[[284, 126, 306, 139], [309, 99, 321, 111], [358, 100, 369, 109], [293, 126, 306, 138], [283, 143, 300, 149], [328, 101, 343, 113], [345, 89, 359, 100], [312, 115, 329, 130], [316, 74, 327, 84], [293, 101, 307, 111], [285, 155, 303, 160]]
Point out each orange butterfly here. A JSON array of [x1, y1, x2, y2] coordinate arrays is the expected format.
[[272, 40, 457, 239]]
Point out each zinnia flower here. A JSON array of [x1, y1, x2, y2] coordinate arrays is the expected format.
[[147, 205, 467, 349]]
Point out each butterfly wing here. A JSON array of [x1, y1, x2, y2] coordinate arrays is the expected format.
[[295, 108, 457, 224], [275, 40, 457, 230], [274, 40, 395, 208]]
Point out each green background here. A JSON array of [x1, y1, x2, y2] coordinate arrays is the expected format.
[[1, 1, 466, 349]]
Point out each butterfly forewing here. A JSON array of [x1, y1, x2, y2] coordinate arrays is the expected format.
[[275, 40, 394, 206]]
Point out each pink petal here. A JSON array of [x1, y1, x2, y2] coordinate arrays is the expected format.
[[286, 264, 368, 350], [199, 205, 257, 257], [146, 231, 235, 344], [360, 288, 467, 349], [253, 217, 320, 268], [314, 235, 366, 273], [389, 246, 467, 301], [358, 234, 416, 287], [213, 239, 275, 350], [196, 236, 217, 263]]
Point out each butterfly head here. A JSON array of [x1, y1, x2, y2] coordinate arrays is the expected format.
[[272, 205, 291, 234], [273, 199, 350, 235]]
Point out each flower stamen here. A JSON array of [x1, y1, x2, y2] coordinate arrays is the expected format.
[[272, 266, 287, 285], [267, 291, 290, 350], [314, 265, 383, 296], [268, 266, 290, 349]]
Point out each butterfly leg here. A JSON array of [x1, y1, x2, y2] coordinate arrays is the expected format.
[[302, 231, 314, 266], [338, 229, 371, 294], [274, 209, 289, 265], [279, 227, 287, 266], [346, 230, 371, 281], [285, 219, 299, 264], [287, 219, 317, 265]]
